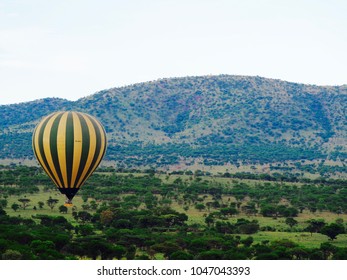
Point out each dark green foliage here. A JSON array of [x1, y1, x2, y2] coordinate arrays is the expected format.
[[169, 250, 194, 260], [59, 205, 68, 214], [285, 217, 298, 228], [214, 219, 259, 235], [0, 211, 74, 259], [320, 223, 345, 241], [0, 166, 50, 195], [306, 219, 326, 235], [260, 204, 298, 218], [235, 219, 260, 234]]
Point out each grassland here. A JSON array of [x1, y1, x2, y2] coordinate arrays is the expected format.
[[4, 180, 347, 249], [5, 186, 84, 222]]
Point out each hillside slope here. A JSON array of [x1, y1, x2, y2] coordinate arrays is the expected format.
[[1, 75, 346, 169]]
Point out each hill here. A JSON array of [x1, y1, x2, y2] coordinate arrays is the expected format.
[[1, 75, 346, 173]]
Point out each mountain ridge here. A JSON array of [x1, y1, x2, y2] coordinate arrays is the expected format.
[[1, 75, 346, 171]]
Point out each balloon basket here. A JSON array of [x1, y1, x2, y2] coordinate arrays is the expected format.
[[64, 199, 74, 207]]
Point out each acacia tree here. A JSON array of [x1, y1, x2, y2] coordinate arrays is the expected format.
[[18, 198, 30, 210], [320, 223, 345, 241], [46, 197, 59, 210]]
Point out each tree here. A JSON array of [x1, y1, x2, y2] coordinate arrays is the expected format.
[[78, 211, 92, 223], [279, 206, 299, 218], [220, 207, 238, 217], [320, 223, 345, 241], [72, 211, 79, 221], [0, 199, 8, 208], [285, 217, 298, 228], [67, 237, 119, 259], [90, 200, 98, 210], [241, 202, 258, 217], [0, 207, 6, 216], [82, 204, 90, 211], [82, 195, 88, 203], [2, 249, 22, 260], [241, 236, 254, 247], [75, 224, 94, 236], [125, 245, 136, 260], [235, 219, 260, 234], [46, 197, 59, 210], [170, 250, 193, 260], [100, 210, 114, 226], [215, 221, 234, 234], [18, 198, 30, 210], [11, 203, 20, 212], [197, 250, 225, 260], [306, 219, 326, 236], [59, 205, 68, 214], [32, 214, 73, 231], [205, 215, 215, 227], [151, 241, 181, 258], [30, 239, 67, 259], [160, 198, 172, 207], [38, 201, 44, 209], [195, 203, 206, 212], [260, 204, 277, 217], [113, 245, 127, 260]]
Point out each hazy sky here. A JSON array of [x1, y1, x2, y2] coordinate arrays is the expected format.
[[1, 0, 346, 105]]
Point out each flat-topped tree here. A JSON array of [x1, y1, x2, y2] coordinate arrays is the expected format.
[[46, 197, 59, 211], [18, 198, 30, 210]]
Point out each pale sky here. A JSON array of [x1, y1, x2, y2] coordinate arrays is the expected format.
[[1, 0, 346, 105]]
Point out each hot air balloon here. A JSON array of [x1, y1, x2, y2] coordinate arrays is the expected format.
[[32, 111, 107, 206]]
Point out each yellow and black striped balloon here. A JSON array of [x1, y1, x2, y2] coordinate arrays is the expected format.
[[32, 111, 107, 203]]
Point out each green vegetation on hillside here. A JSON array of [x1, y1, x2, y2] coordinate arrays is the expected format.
[[1, 75, 346, 172]]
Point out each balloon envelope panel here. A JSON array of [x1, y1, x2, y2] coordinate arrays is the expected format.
[[32, 111, 107, 200]]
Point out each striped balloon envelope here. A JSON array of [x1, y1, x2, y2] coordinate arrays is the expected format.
[[32, 111, 107, 205]]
